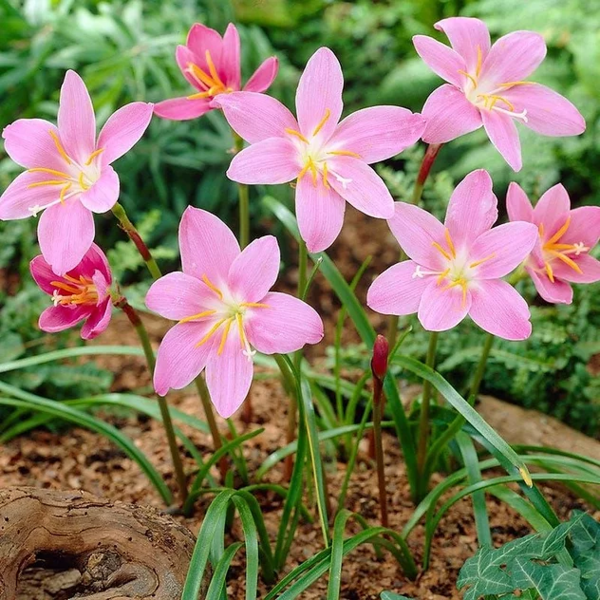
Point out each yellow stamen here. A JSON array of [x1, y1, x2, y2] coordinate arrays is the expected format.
[[499, 81, 531, 87], [545, 262, 555, 283], [240, 302, 270, 308], [78, 171, 89, 191], [458, 70, 478, 88], [64, 274, 83, 285], [285, 128, 309, 144], [51, 281, 81, 294], [322, 161, 330, 189], [187, 62, 216, 89], [312, 108, 331, 137], [309, 158, 318, 186], [27, 180, 66, 188], [551, 251, 583, 274], [49, 130, 71, 165], [178, 309, 217, 324], [196, 318, 227, 347], [432, 241, 452, 261], [236, 312, 246, 350], [469, 253, 496, 269], [475, 45, 482, 78], [217, 318, 233, 355], [436, 268, 450, 285], [187, 91, 212, 100], [297, 161, 311, 181], [549, 243, 576, 251], [205, 50, 225, 88], [538, 223, 545, 237], [85, 148, 105, 166], [545, 217, 571, 247], [59, 182, 72, 204], [201, 274, 223, 300], [328, 150, 361, 158], [444, 229, 456, 258], [27, 167, 71, 178], [442, 278, 468, 308]]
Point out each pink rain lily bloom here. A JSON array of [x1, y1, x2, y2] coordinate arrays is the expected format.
[[413, 17, 585, 171], [216, 47, 426, 252], [30, 243, 113, 340], [507, 182, 600, 304], [146, 207, 324, 418], [367, 170, 539, 340], [154, 23, 278, 121], [0, 70, 153, 275]]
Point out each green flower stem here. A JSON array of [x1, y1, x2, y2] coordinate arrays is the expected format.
[[114, 296, 188, 505], [416, 331, 439, 500], [372, 376, 388, 527], [194, 376, 228, 480], [232, 132, 250, 249], [111, 202, 162, 280], [469, 333, 495, 400]]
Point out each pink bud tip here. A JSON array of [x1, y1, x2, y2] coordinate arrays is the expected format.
[[371, 334, 389, 380]]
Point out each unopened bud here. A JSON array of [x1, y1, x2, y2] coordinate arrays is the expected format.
[[371, 335, 389, 382]]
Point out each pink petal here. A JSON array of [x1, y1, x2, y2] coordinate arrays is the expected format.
[[366, 260, 430, 316], [388, 202, 447, 270], [327, 157, 394, 219], [444, 169, 497, 248], [91, 269, 110, 301], [506, 182, 534, 223], [2, 119, 65, 171], [527, 266, 573, 304], [469, 279, 531, 340], [179, 207, 240, 286], [76, 243, 112, 283], [552, 254, 600, 284], [413, 35, 467, 87], [81, 298, 112, 340], [328, 106, 426, 164], [146, 272, 215, 320], [39, 305, 91, 333], [0, 171, 64, 220], [79, 166, 120, 213], [38, 200, 95, 276], [154, 97, 213, 121], [435, 17, 491, 73], [421, 84, 482, 144], [418, 279, 471, 332], [245, 291, 324, 354], [244, 57, 279, 93], [57, 70, 96, 165], [532, 183, 571, 238], [205, 327, 253, 418], [295, 176, 346, 253], [176, 45, 204, 90], [97, 102, 153, 164], [186, 23, 223, 72], [228, 236, 280, 303], [226, 137, 299, 184], [480, 31, 546, 84], [295, 47, 343, 141], [561, 206, 600, 248], [217, 91, 297, 143], [30, 254, 60, 295], [221, 23, 241, 89], [502, 84, 585, 137], [154, 322, 216, 396], [470, 222, 538, 279], [481, 109, 522, 172]]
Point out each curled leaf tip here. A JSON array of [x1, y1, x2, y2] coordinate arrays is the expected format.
[[519, 466, 533, 488]]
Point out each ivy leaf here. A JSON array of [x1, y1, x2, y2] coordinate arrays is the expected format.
[[569, 512, 600, 600], [511, 558, 585, 600]]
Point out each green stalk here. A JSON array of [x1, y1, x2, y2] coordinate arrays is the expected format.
[[111, 202, 162, 280], [232, 131, 250, 249], [372, 378, 388, 527], [469, 333, 495, 400], [114, 297, 188, 505]]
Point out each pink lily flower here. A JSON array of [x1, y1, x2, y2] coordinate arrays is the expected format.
[[0, 70, 153, 275], [154, 23, 278, 121], [367, 170, 538, 340], [413, 17, 585, 171], [216, 47, 426, 252], [146, 207, 324, 418], [507, 182, 600, 304], [30, 243, 113, 340]]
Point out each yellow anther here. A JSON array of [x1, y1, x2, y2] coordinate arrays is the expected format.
[[240, 302, 270, 308], [312, 108, 331, 137], [49, 130, 71, 165], [297, 161, 311, 181], [499, 81, 531, 87], [201, 274, 223, 300], [442, 277, 468, 308], [552, 251, 583, 274], [436, 268, 450, 285], [309, 158, 318, 186], [178, 309, 217, 324], [469, 253, 496, 269], [475, 45, 482, 78], [545, 217, 571, 247], [217, 318, 233, 355], [236, 312, 246, 350], [196, 318, 227, 347], [59, 182, 72, 204], [545, 261, 555, 283], [285, 128, 309, 144], [187, 62, 216, 89], [27, 180, 66, 188], [187, 90, 212, 100], [328, 150, 361, 158], [51, 281, 81, 294], [85, 148, 105, 166], [27, 167, 71, 179], [322, 161, 330, 189], [458, 70, 478, 88], [444, 229, 456, 258], [432, 241, 452, 261], [538, 223, 545, 237], [205, 50, 225, 88], [78, 171, 89, 191]]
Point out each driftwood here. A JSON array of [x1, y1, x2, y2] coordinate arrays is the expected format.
[[0, 487, 204, 600]]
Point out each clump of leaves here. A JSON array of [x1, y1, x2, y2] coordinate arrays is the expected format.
[[457, 511, 600, 600]]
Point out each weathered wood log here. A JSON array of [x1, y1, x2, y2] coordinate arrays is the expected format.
[[0, 487, 205, 600]]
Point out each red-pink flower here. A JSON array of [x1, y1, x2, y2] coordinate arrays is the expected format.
[[507, 182, 600, 304], [154, 23, 278, 121], [0, 70, 153, 275], [216, 47, 426, 252], [367, 170, 538, 340], [30, 243, 113, 340], [146, 207, 324, 418], [413, 17, 585, 171]]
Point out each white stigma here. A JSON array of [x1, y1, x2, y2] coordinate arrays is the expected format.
[[333, 173, 352, 189]]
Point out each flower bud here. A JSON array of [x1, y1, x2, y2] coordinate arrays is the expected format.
[[371, 334, 389, 382]]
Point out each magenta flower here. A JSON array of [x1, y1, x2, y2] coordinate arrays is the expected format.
[[413, 17, 585, 171], [0, 70, 153, 275], [507, 182, 600, 304], [367, 170, 538, 340], [146, 207, 324, 418], [216, 47, 426, 252], [154, 23, 278, 121], [30, 243, 113, 340]]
